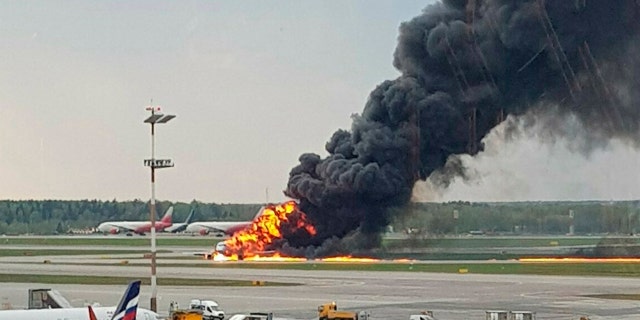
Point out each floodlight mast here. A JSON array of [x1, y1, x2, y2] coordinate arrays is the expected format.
[[143, 102, 175, 312]]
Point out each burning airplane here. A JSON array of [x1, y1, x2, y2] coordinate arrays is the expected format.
[[219, 201, 316, 260], [217, 0, 640, 260]]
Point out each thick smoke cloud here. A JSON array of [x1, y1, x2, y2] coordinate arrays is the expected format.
[[283, 0, 640, 256]]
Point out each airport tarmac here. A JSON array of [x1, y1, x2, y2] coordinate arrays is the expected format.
[[1, 253, 640, 320]]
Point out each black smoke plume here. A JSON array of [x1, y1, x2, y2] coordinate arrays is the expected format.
[[282, 0, 640, 257]]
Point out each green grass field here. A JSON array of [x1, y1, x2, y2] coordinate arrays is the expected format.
[[2, 235, 628, 248], [0, 237, 221, 247], [382, 236, 635, 248], [0, 273, 298, 286], [584, 294, 640, 301], [30, 260, 640, 278], [194, 261, 640, 277], [0, 249, 170, 257]]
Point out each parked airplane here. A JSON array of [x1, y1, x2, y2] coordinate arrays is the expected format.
[[186, 207, 264, 236], [97, 207, 173, 235], [0, 280, 159, 320], [164, 209, 195, 233]]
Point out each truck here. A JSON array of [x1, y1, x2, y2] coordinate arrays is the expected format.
[[179, 299, 224, 320], [170, 309, 205, 320], [317, 302, 369, 320]]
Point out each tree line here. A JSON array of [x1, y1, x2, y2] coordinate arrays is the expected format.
[[390, 200, 640, 236], [0, 199, 261, 235], [0, 199, 638, 235]]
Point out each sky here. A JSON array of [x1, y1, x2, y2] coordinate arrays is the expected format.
[[1, 1, 639, 204]]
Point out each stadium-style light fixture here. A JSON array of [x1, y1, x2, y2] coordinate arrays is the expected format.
[[143, 101, 175, 312]]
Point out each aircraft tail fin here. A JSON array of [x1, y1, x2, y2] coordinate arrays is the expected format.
[[88, 305, 98, 320], [160, 206, 173, 224], [253, 206, 266, 220], [184, 209, 195, 224], [111, 280, 141, 320]]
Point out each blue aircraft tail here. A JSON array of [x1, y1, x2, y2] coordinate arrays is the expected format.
[[185, 209, 195, 224], [111, 280, 141, 320]]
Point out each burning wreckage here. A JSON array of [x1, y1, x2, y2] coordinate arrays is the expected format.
[[213, 0, 640, 261], [209, 202, 385, 261]]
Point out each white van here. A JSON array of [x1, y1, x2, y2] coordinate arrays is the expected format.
[[189, 299, 225, 320]]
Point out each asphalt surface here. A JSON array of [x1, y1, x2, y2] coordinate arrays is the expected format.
[[1, 244, 640, 319]]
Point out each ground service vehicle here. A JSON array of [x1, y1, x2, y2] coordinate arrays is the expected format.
[[188, 299, 225, 320], [317, 302, 369, 320], [170, 310, 204, 320], [28, 288, 73, 309]]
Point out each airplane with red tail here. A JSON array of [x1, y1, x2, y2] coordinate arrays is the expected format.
[[97, 206, 173, 235]]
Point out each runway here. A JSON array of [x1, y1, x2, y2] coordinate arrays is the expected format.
[[1, 253, 640, 320]]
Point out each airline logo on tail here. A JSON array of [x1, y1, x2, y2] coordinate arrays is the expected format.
[[111, 280, 140, 320]]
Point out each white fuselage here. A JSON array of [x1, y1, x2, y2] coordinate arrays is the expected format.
[[97, 207, 173, 234], [97, 221, 148, 233], [0, 306, 159, 320], [185, 221, 250, 234]]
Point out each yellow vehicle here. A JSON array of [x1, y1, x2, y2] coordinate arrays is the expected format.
[[317, 302, 369, 320], [170, 309, 204, 320]]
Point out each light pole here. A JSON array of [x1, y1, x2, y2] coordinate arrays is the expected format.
[[143, 103, 175, 312]]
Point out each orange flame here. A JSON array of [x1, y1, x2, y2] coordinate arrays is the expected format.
[[320, 256, 380, 262], [210, 251, 308, 262], [208, 252, 411, 263], [210, 201, 412, 262], [222, 201, 316, 259], [519, 257, 640, 263]]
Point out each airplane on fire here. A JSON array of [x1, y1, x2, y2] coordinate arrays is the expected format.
[[185, 206, 264, 236], [97, 206, 173, 235], [0, 280, 160, 320]]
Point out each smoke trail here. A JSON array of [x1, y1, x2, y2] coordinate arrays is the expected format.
[[283, 0, 640, 256]]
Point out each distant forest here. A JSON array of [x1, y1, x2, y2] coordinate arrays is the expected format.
[[391, 201, 640, 236], [0, 199, 262, 235], [0, 199, 638, 236]]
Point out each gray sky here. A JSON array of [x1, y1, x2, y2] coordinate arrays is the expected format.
[[1, 1, 639, 204]]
